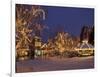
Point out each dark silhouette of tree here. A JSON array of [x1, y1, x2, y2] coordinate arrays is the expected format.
[[80, 26, 89, 42], [89, 26, 94, 45]]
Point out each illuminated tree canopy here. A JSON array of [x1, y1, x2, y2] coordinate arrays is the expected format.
[[16, 4, 46, 58]]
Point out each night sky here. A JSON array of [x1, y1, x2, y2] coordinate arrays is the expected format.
[[39, 5, 94, 42]]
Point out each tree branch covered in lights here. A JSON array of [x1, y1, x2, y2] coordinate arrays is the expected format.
[[16, 4, 46, 57]]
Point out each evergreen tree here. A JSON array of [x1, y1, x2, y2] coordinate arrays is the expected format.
[[89, 27, 94, 45], [80, 26, 89, 42]]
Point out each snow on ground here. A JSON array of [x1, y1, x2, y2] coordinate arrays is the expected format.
[[16, 56, 94, 73]]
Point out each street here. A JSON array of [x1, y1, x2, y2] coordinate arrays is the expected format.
[[16, 56, 94, 73]]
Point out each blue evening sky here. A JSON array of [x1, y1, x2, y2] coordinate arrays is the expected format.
[[39, 5, 94, 42]]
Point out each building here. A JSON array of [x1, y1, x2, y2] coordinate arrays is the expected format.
[[75, 40, 94, 56], [33, 36, 42, 57]]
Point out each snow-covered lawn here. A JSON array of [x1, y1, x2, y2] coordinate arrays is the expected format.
[[16, 56, 94, 73]]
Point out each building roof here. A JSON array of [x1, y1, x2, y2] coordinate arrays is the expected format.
[[75, 40, 94, 50]]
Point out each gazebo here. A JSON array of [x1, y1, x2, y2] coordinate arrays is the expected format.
[[75, 40, 94, 56]]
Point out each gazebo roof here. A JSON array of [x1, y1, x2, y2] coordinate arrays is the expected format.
[[75, 40, 94, 50]]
